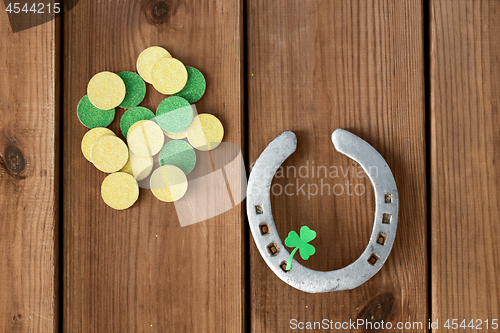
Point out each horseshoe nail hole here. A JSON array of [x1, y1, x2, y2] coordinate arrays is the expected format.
[[368, 253, 380, 266], [377, 233, 387, 245], [259, 223, 270, 235], [266, 242, 279, 256], [385, 193, 392, 203], [255, 205, 264, 214], [382, 213, 392, 224], [280, 261, 289, 272]]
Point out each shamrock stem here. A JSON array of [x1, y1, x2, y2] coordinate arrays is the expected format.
[[286, 247, 299, 271]]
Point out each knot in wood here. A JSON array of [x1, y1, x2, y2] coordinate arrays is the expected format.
[[144, 0, 178, 25], [4, 145, 26, 176], [357, 292, 395, 330]]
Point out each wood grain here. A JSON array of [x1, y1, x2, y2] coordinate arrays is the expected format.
[[248, 0, 427, 331], [0, 4, 59, 333], [63, 1, 243, 332], [431, 0, 500, 326]]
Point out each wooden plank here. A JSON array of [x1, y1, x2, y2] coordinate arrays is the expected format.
[[63, 1, 243, 332], [248, 0, 427, 331], [0, 4, 59, 333], [431, 0, 500, 325]]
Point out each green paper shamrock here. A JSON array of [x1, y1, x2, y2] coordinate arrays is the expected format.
[[284, 226, 317, 271]]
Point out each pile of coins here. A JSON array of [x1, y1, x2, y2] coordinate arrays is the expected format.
[[78, 46, 224, 210]]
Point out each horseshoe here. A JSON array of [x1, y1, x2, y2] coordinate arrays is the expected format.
[[246, 129, 399, 293]]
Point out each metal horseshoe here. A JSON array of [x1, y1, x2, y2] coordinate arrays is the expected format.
[[246, 129, 399, 293]]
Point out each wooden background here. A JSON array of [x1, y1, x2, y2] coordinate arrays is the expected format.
[[0, 0, 498, 332]]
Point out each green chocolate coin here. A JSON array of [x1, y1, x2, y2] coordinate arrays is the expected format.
[[77, 95, 115, 129], [158, 139, 196, 174], [173, 67, 206, 103], [120, 106, 155, 138], [156, 96, 193, 134], [117, 71, 146, 109]]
